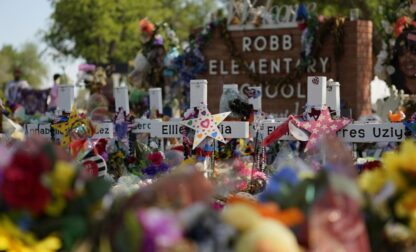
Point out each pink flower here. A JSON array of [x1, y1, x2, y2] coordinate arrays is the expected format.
[[78, 63, 96, 72], [236, 180, 248, 191], [395, 16, 411, 37]]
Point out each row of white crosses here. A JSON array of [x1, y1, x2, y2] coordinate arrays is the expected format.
[[133, 80, 250, 142], [24, 77, 407, 147], [134, 77, 406, 146], [25, 85, 114, 140]]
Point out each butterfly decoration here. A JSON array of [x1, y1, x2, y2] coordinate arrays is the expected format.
[[242, 86, 261, 99]]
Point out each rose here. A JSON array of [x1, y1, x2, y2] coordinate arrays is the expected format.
[[0, 150, 52, 215], [1, 166, 50, 215], [148, 152, 164, 166], [11, 150, 52, 175]]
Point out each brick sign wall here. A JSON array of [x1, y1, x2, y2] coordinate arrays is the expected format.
[[197, 20, 373, 118]]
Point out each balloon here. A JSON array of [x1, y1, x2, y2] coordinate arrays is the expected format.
[[70, 123, 89, 141]]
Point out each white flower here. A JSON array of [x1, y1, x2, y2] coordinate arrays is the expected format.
[[389, 38, 396, 47], [374, 63, 384, 75], [382, 42, 388, 50], [382, 20, 393, 34], [386, 65, 396, 75], [377, 50, 388, 61]]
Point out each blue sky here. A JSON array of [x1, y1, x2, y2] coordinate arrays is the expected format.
[[0, 0, 81, 88]]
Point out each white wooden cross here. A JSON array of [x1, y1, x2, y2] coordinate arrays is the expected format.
[[254, 76, 406, 143], [24, 84, 114, 140], [132, 80, 250, 142]]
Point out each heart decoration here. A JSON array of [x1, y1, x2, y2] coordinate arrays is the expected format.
[[242, 86, 260, 99], [83, 160, 99, 176], [81, 151, 107, 177], [180, 103, 231, 149], [200, 119, 211, 128]]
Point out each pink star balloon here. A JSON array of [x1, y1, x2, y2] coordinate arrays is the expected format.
[[292, 106, 351, 152]]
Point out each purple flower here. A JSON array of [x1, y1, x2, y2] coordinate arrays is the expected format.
[[159, 163, 170, 173], [143, 165, 158, 177], [143, 163, 170, 177], [138, 208, 182, 250]]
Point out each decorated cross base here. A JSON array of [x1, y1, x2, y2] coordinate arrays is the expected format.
[[133, 120, 249, 139], [260, 76, 410, 152], [259, 121, 406, 143], [25, 122, 113, 140]]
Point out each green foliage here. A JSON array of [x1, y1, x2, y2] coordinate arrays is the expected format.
[[44, 0, 217, 65], [271, 0, 403, 22], [0, 43, 48, 89]]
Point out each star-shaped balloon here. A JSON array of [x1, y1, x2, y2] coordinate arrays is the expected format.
[[181, 104, 230, 149], [52, 106, 91, 146], [292, 106, 351, 152]]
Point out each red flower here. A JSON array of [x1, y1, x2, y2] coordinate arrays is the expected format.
[[148, 152, 164, 166], [0, 150, 52, 215], [358, 160, 382, 174], [194, 147, 203, 157], [127, 156, 137, 164], [171, 145, 184, 152], [139, 18, 155, 37], [1, 166, 50, 215], [395, 16, 411, 37], [94, 138, 108, 156], [11, 150, 52, 174]]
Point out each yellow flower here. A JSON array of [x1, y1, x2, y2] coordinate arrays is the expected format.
[[382, 151, 408, 190], [180, 157, 197, 166], [0, 217, 61, 252], [358, 169, 387, 195], [44, 161, 76, 216], [409, 211, 416, 234], [45, 196, 66, 217], [50, 161, 76, 195], [115, 151, 125, 159], [395, 190, 416, 218], [398, 140, 416, 174]]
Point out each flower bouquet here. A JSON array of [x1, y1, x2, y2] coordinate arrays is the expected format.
[[0, 136, 112, 251], [359, 140, 416, 251]]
